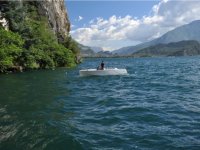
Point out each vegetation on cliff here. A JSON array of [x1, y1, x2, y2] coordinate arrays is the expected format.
[[0, 1, 80, 73], [0, 27, 24, 71]]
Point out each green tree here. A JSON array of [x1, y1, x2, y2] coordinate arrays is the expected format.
[[0, 27, 24, 72], [62, 36, 80, 55], [0, 1, 78, 72]]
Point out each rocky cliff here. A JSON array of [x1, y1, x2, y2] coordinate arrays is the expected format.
[[37, 0, 70, 41], [0, 0, 79, 73], [0, 0, 70, 41]]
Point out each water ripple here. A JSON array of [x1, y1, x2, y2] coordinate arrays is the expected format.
[[1, 57, 200, 149]]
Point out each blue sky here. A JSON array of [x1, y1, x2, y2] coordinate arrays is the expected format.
[[65, 0, 200, 51], [66, 1, 159, 29]]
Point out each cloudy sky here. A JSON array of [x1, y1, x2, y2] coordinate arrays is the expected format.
[[66, 0, 200, 51]]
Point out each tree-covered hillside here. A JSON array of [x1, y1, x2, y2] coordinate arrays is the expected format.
[[0, 1, 80, 73]]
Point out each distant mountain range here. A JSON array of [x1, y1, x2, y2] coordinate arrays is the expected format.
[[132, 40, 200, 57], [78, 44, 114, 57], [113, 20, 200, 56], [78, 43, 95, 57], [90, 47, 104, 53], [79, 20, 200, 58]]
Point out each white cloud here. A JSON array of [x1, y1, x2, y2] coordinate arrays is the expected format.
[[78, 16, 83, 21], [71, 24, 75, 28], [71, 15, 140, 47], [71, 0, 200, 51]]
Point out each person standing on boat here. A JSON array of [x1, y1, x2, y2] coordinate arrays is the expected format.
[[101, 61, 104, 70]]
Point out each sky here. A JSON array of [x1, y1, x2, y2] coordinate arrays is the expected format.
[[65, 0, 200, 51]]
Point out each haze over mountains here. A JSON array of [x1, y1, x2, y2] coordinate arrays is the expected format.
[[78, 44, 114, 57], [90, 47, 104, 53], [79, 20, 200, 57], [113, 20, 200, 56]]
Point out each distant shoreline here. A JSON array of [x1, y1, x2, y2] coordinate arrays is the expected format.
[[81, 55, 200, 59]]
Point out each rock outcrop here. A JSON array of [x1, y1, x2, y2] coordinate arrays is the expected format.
[[0, 0, 70, 41], [0, 13, 9, 30], [37, 0, 70, 41], [0, 0, 78, 73]]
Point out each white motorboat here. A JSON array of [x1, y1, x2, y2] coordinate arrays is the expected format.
[[79, 68, 128, 76]]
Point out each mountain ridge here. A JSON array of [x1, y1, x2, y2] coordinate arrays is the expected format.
[[132, 40, 200, 57], [113, 20, 200, 55]]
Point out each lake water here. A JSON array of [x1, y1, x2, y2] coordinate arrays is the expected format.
[[1, 57, 200, 150]]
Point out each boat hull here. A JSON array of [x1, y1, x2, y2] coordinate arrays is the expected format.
[[79, 68, 128, 76]]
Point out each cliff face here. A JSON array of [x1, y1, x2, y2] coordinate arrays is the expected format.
[[0, 0, 78, 73], [0, 15, 9, 30], [0, 0, 70, 41], [38, 0, 70, 41], [0, 1, 9, 30]]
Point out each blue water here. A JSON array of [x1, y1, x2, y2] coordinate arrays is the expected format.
[[1, 57, 200, 150]]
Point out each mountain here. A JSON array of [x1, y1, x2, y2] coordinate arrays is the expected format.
[[0, 0, 79, 73], [113, 20, 200, 55], [78, 44, 115, 57], [78, 43, 95, 57], [132, 40, 200, 57], [112, 42, 151, 55], [90, 46, 104, 53], [95, 51, 114, 57]]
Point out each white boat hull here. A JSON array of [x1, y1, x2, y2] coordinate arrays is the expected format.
[[79, 68, 128, 76]]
